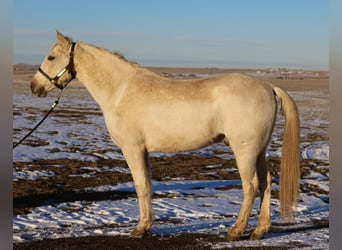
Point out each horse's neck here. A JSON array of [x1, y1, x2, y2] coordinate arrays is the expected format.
[[73, 42, 135, 109]]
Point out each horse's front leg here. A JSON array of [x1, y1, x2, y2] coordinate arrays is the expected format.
[[122, 146, 153, 236]]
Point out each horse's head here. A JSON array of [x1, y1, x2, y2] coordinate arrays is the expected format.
[[31, 30, 76, 97]]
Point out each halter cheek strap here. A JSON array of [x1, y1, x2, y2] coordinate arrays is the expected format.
[[38, 42, 77, 90]]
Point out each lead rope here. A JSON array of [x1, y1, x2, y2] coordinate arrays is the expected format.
[[13, 89, 63, 149]]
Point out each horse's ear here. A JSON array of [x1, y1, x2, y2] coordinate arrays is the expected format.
[[56, 30, 69, 48]]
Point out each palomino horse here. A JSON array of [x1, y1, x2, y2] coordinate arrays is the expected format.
[[31, 31, 300, 241]]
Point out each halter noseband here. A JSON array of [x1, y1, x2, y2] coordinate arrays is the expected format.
[[38, 42, 77, 90]]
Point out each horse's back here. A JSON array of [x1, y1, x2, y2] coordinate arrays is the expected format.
[[202, 73, 277, 125]]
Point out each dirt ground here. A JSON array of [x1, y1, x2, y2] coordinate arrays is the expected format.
[[13, 66, 329, 249], [13, 156, 329, 250], [13, 234, 290, 250]]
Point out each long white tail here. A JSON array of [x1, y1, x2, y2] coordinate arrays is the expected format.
[[272, 86, 300, 219]]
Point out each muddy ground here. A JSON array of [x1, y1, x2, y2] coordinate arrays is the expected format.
[[13, 155, 329, 250]]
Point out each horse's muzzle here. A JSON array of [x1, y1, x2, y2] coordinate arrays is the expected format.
[[31, 80, 47, 97]]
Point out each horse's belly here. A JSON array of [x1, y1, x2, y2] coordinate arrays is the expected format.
[[143, 110, 221, 153], [146, 132, 216, 153]]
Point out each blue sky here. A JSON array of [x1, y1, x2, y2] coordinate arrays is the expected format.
[[13, 0, 328, 69]]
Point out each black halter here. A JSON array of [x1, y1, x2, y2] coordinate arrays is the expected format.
[[38, 42, 76, 90]]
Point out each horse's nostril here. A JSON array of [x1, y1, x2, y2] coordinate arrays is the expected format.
[[30, 84, 35, 93], [31, 79, 38, 93]]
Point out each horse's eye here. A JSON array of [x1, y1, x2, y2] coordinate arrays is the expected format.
[[47, 55, 55, 61]]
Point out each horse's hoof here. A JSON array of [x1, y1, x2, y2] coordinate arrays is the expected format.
[[250, 231, 264, 240], [225, 232, 240, 241], [130, 228, 145, 237], [130, 225, 151, 237]]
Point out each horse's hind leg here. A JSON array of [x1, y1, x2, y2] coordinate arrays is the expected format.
[[122, 146, 153, 236], [250, 148, 271, 240], [226, 140, 259, 241]]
